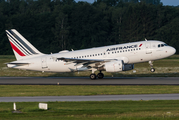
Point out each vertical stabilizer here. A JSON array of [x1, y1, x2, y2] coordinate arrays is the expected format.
[[6, 29, 43, 60]]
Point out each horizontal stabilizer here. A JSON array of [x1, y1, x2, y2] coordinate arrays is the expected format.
[[7, 63, 30, 66]]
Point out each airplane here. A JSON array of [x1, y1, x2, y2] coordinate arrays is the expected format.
[[5, 29, 176, 80]]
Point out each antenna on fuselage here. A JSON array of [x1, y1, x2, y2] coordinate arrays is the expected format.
[[145, 38, 147, 41]]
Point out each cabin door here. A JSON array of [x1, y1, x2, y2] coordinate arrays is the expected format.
[[146, 43, 152, 54], [41, 58, 48, 69]]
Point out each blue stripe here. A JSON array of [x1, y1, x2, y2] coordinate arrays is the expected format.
[[9, 30, 36, 54], [6, 32, 31, 55], [7, 32, 30, 55]]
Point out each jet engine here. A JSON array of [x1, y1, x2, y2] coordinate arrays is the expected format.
[[105, 60, 134, 72]]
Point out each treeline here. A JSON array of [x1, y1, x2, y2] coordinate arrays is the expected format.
[[0, 0, 179, 54]]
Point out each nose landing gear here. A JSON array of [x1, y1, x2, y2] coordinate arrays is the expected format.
[[149, 61, 155, 72]]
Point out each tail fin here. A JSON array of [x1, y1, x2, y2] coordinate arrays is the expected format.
[[6, 29, 43, 60]]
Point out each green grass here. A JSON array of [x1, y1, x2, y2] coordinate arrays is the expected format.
[[0, 55, 179, 77], [1, 55, 179, 119], [0, 85, 179, 97], [0, 101, 179, 120]]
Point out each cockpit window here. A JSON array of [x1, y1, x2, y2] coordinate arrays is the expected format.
[[158, 44, 168, 48]]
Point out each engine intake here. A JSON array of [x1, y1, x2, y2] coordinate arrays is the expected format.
[[105, 60, 134, 72]]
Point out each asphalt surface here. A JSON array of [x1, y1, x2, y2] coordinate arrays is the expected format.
[[0, 77, 179, 102], [0, 77, 179, 85], [0, 94, 179, 102]]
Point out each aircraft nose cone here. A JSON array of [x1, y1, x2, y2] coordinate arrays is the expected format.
[[170, 47, 176, 55]]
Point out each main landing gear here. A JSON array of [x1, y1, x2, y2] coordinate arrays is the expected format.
[[90, 71, 104, 80], [149, 61, 155, 72]]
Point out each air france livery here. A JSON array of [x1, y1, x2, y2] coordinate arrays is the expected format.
[[6, 29, 176, 79]]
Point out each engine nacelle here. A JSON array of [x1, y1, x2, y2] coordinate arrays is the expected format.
[[122, 64, 134, 71], [105, 60, 134, 72]]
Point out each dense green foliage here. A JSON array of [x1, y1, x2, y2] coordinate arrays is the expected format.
[[0, 0, 179, 54]]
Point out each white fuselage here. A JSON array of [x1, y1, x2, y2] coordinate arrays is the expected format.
[[8, 40, 176, 72]]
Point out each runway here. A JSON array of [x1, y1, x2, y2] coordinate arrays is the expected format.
[[0, 94, 179, 102], [0, 77, 179, 102], [0, 77, 179, 85]]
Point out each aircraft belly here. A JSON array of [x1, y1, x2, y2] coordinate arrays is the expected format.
[[47, 61, 72, 72]]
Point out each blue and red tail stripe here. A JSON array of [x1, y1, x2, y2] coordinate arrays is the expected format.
[[6, 30, 38, 56]]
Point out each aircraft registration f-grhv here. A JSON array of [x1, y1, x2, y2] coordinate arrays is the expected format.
[[6, 29, 176, 80]]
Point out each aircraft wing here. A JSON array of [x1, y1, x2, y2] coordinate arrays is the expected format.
[[57, 57, 113, 68]]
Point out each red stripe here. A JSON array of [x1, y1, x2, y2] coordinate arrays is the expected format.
[[10, 42, 26, 56], [139, 44, 143, 47]]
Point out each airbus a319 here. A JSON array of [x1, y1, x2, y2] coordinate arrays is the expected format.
[[6, 29, 176, 79]]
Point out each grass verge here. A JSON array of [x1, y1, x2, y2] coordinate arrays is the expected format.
[[0, 100, 179, 120], [0, 85, 179, 97]]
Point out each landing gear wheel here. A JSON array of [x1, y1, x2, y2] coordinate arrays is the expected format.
[[90, 74, 96, 80], [150, 68, 155, 72], [149, 61, 155, 72], [97, 73, 104, 79]]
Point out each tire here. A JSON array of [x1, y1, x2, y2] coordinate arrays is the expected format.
[[150, 68, 155, 72], [90, 74, 96, 80], [97, 73, 104, 79]]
